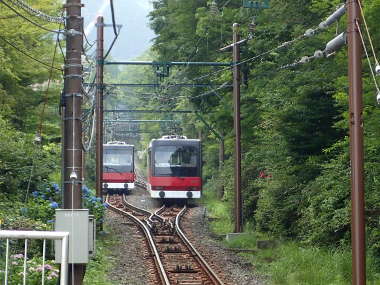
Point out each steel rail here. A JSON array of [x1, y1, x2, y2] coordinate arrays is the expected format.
[[105, 195, 171, 285], [175, 206, 225, 285], [121, 194, 164, 224]]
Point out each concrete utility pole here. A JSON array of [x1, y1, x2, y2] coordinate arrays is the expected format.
[[63, 0, 85, 283], [233, 23, 242, 233], [96, 16, 104, 199], [347, 0, 365, 284]]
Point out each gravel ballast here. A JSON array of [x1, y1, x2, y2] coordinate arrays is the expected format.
[[104, 186, 265, 284]]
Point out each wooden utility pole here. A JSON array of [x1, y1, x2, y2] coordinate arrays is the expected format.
[[232, 23, 242, 233], [96, 16, 104, 199], [63, 0, 85, 283], [347, 0, 365, 284]]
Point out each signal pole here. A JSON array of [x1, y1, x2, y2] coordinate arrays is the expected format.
[[63, 0, 85, 283], [347, 0, 365, 284], [233, 23, 242, 233], [96, 16, 104, 199]]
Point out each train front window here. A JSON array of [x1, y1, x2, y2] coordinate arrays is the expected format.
[[103, 148, 133, 172], [154, 146, 199, 176]]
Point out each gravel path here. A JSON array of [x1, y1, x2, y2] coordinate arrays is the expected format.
[[104, 186, 265, 285]]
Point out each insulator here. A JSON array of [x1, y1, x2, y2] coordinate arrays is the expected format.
[[319, 4, 346, 29], [324, 32, 347, 55], [304, 28, 315, 37], [209, 0, 219, 15], [375, 64, 380, 75], [314, 50, 324, 58], [299, 56, 310, 64]]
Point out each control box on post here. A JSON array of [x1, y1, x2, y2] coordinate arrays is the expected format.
[[54, 209, 89, 264]]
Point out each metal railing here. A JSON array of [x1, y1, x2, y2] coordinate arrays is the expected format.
[[0, 230, 69, 285]]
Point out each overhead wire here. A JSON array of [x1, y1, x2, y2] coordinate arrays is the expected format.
[[358, 0, 379, 66], [25, 11, 63, 203], [356, 20, 380, 93], [0, 0, 63, 34], [4, 0, 64, 23], [0, 35, 63, 71], [109, 0, 118, 36]]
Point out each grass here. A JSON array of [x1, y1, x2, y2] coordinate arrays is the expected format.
[[202, 189, 380, 285], [83, 230, 115, 285]]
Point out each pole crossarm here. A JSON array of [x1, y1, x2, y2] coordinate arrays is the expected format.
[[103, 60, 232, 66], [83, 83, 232, 88], [103, 109, 194, 114], [104, 119, 177, 123]]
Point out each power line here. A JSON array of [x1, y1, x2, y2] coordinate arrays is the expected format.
[[109, 0, 118, 36], [358, 0, 379, 66], [0, 0, 63, 34], [0, 35, 63, 71], [356, 20, 380, 93], [4, 0, 64, 23]]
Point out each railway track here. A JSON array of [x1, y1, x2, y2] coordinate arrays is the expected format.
[[105, 194, 224, 285]]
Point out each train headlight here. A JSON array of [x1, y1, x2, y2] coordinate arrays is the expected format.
[[124, 183, 128, 189], [159, 191, 165, 198], [186, 191, 193, 198], [104, 183, 108, 189]]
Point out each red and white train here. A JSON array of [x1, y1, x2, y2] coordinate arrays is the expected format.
[[103, 142, 135, 194], [147, 135, 202, 199]]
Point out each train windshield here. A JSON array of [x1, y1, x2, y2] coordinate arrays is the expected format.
[[103, 148, 133, 173], [154, 145, 199, 177]]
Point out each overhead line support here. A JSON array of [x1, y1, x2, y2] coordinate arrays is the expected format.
[[103, 61, 232, 66], [63, 0, 85, 283], [95, 16, 104, 201], [347, 0, 365, 284]]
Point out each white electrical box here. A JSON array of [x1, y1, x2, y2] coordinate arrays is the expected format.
[[54, 209, 89, 264]]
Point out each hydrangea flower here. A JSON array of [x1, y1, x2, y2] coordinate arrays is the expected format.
[[49, 202, 59, 209], [52, 183, 60, 192], [31, 191, 39, 198], [82, 185, 90, 194]]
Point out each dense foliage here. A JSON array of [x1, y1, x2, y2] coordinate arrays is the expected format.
[[111, 0, 380, 259]]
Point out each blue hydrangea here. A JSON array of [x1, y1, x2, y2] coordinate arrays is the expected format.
[[96, 197, 102, 202], [82, 185, 90, 194], [31, 191, 39, 198], [49, 202, 59, 209], [52, 183, 60, 192]]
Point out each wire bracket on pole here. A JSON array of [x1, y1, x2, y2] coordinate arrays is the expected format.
[[64, 74, 83, 79], [64, 29, 83, 37], [63, 93, 83, 98], [64, 64, 82, 68]]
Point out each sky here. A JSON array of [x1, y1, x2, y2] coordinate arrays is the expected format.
[[82, 0, 155, 60]]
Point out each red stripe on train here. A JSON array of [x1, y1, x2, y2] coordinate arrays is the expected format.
[[103, 172, 135, 183]]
